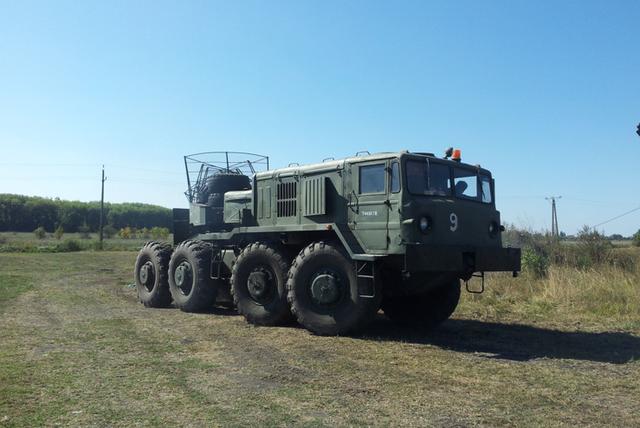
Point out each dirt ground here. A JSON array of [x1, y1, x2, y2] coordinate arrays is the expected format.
[[1, 252, 639, 427]]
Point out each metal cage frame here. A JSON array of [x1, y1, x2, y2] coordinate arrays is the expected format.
[[183, 151, 269, 202]]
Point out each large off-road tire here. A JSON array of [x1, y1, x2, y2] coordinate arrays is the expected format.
[[287, 242, 381, 336], [134, 241, 173, 308], [231, 242, 292, 326], [196, 173, 251, 204], [382, 280, 461, 328], [168, 240, 217, 312]]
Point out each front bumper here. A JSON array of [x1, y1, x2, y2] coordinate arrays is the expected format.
[[404, 244, 521, 273]]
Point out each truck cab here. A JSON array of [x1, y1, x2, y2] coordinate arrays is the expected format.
[[343, 152, 519, 282]]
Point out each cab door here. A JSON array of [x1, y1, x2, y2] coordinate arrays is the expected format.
[[386, 159, 402, 252], [348, 160, 391, 252]]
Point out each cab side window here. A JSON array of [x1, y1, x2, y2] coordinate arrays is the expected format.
[[480, 175, 493, 203], [359, 164, 385, 194], [390, 161, 400, 193]]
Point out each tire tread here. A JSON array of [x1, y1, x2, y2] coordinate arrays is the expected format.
[[169, 240, 217, 312], [135, 240, 173, 308]]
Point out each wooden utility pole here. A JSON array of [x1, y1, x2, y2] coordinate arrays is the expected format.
[[545, 196, 561, 237], [99, 165, 107, 250]]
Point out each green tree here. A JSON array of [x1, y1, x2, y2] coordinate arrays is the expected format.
[[633, 229, 640, 247], [0, 194, 172, 232], [54, 225, 64, 240]]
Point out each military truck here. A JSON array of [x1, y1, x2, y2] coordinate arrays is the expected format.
[[134, 150, 520, 335]]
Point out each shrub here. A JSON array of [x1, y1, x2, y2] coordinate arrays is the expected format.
[[78, 223, 91, 239], [150, 226, 170, 240], [89, 240, 104, 251], [522, 247, 549, 279], [605, 248, 637, 272], [138, 227, 151, 239], [501, 224, 534, 248], [56, 239, 82, 252], [576, 226, 611, 268], [103, 224, 117, 239], [119, 226, 133, 239], [633, 229, 640, 247], [33, 226, 46, 239], [54, 225, 64, 240]]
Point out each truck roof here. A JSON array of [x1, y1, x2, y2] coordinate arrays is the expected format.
[[254, 150, 490, 179]]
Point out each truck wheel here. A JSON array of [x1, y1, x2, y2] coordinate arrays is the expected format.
[[382, 280, 461, 328], [287, 242, 381, 336], [168, 240, 217, 312], [134, 241, 173, 308], [231, 242, 292, 326]]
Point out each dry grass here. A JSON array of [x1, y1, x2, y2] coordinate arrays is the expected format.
[[0, 251, 639, 427], [458, 255, 640, 331]]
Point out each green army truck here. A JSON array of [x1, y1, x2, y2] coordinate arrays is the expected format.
[[134, 150, 520, 335]]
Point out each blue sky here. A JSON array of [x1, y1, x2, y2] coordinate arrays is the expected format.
[[0, 0, 639, 235]]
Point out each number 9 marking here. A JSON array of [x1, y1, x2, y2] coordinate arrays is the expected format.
[[449, 213, 458, 232]]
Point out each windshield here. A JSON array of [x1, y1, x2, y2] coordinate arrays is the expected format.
[[406, 160, 451, 196], [406, 160, 493, 203], [453, 168, 478, 199]]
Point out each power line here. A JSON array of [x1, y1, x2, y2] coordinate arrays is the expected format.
[[0, 176, 99, 181], [108, 165, 183, 175], [0, 175, 183, 185], [0, 162, 102, 167], [592, 205, 640, 229], [561, 196, 611, 206], [0, 162, 183, 176]]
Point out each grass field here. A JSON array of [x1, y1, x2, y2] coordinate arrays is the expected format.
[[0, 231, 153, 252], [1, 251, 639, 427]]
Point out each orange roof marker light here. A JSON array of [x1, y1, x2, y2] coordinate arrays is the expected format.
[[452, 149, 462, 162]]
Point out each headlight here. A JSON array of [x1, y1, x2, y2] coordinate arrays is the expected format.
[[418, 216, 431, 234]]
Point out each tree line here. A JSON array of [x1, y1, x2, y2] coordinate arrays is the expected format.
[[0, 194, 173, 232]]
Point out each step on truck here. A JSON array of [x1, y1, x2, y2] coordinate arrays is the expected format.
[[134, 150, 521, 335]]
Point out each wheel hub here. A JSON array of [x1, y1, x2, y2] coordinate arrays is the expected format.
[[247, 270, 269, 301], [139, 262, 155, 291], [174, 261, 193, 294], [310, 273, 340, 305]]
